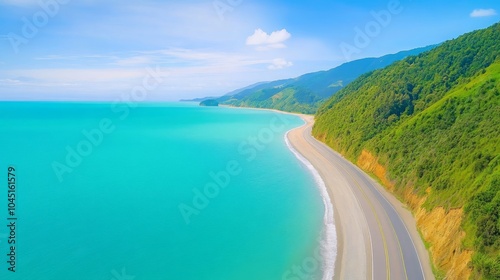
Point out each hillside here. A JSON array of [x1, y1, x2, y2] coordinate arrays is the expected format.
[[219, 46, 435, 114], [313, 23, 500, 279]]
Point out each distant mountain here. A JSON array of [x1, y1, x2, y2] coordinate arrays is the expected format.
[[180, 97, 217, 102], [199, 99, 219, 107], [314, 23, 500, 279], [182, 82, 267, 103], [218, 45, 436, 113], [217, 81, 268, 102]]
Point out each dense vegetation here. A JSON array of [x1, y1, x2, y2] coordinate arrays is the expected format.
[[218, 46, 434, 114], [313, 23, 500, 278], [199, 99, 219, 107]]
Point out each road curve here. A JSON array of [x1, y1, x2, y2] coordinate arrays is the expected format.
[[287, 115, 434, 280]]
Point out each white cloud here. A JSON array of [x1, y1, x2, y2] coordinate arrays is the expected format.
[[6, 68, 146, 83], [268, 58, 293, 70], [0, 78, 23, 85], [33, 48, 272, 70], [68, 2, 266, 51], [1, 48, 297, 100], [246, 29, 291, 51], [470, 9, 497, 18]]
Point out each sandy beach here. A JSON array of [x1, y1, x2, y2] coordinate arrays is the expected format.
[[286, 114, 434, 280], [221, 105, 433, 279], [287, 114, 368, 279]]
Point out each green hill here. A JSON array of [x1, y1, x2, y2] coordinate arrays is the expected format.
[[219, 46, 435, 114], [199, 99, 219, 107], [313, 23, 500, 279]]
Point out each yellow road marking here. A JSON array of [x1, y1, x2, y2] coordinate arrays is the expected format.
[[301, 124, 410, 280], [340, 163, 391, 280]]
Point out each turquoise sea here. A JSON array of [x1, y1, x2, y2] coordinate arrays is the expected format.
[[0, 102, 333, 280]]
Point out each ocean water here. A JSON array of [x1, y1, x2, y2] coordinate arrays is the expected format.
[[0, 102, 334, 280]]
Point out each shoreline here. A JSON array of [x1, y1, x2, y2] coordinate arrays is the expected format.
[[222, 105, 340, 279], [222, 105, 349, 279], [284, 129, 337, 280], [222, 104, 433, 279], [284, 112, 434, 279], [286, 115, 351, 280]]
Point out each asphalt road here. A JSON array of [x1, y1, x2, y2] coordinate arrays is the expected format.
[[287, 116, 434, 280]]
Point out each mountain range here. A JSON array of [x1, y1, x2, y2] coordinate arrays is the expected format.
[[187, 46, 436, 114]]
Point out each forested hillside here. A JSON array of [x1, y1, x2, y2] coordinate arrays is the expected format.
[[219, 46, 434, 114], [314, 23, 500, 279]]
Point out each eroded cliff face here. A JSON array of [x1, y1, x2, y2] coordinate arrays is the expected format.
[[357, 150, 395, 192], [357, 149, 472, 279], [405, 190, 472, 279]]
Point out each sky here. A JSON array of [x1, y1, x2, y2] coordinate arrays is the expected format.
[[0, 0, 499, 101]]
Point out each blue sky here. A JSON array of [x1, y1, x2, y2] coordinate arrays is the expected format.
[[0, 0, 498, 101]]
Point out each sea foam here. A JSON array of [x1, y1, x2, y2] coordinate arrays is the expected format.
[[285, 130, 337, 280]]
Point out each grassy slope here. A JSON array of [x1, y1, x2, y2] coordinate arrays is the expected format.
[[226, 87, 323, 114], [313, 23, 500, 279]]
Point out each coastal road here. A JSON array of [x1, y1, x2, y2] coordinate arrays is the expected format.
[[287, 115, 434, 280]]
